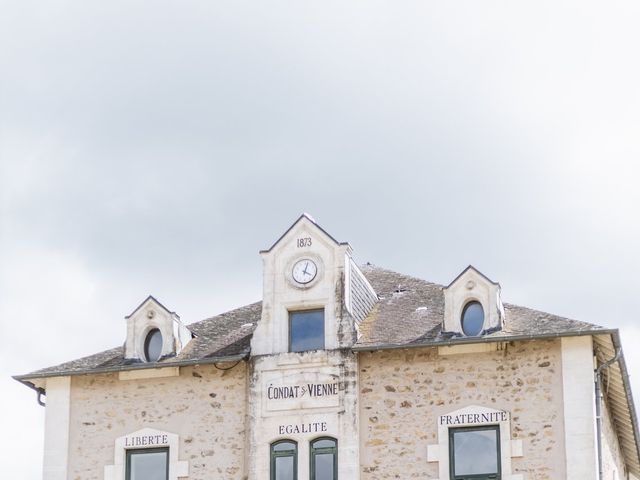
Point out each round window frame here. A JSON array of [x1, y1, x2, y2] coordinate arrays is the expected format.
[[143, 328, 163, 362], [460, 300, 485, 337]]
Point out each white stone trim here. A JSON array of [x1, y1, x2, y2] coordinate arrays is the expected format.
[[104, 428, 188, 480], [561, 336, 598, 480], [443, 267, 504, 335], [426, 405, 523, 480], [124, 297, 190, 361], [437, 343, 498, 356], [43, 376, 71, 480], [511, 439, 523, 457], [118, 367, 180, 381]]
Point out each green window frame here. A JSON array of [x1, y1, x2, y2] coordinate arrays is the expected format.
[[310, 437, 337, 480], [125, 447, 169, 480], [271, 439, 298, 480], [449, 425, 501, 480]]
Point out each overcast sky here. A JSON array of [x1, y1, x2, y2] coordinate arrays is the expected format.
[[2, 1, 640, 477]]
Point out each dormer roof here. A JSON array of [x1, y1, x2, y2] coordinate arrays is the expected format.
[[125, 295, 178, 320], [442, 265, 504, 336], [445, 265, 500, 289]]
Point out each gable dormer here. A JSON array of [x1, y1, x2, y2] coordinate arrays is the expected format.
[[124, 296, 192, 362], [251, 213, 374, 356], [443, 266, 504, 336]]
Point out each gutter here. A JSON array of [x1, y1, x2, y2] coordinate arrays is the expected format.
[[18, 380, 47, 407], [352, 328, 617, 352], [12, 353, 248, 387]]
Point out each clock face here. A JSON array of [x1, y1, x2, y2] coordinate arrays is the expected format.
[[292, 259, 318, 285]]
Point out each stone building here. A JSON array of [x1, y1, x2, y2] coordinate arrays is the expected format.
[[15, 214, 640, 480]]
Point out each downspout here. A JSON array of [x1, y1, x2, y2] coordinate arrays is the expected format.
[[595, 347, 621, 480], [36, 387, 46, 407]]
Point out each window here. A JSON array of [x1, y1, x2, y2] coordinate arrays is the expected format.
[[310, 437, 337, 480], [144, 329, 163, 362], [289, 309, 324, 352], [126, 448, 168, 480], [461, 301, 484, 336], [449, 425, 500, 480], [271, 440, 297, 480]]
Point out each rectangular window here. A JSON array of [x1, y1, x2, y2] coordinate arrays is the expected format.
[[449, 425, 500, 480], [289, 309, 325, 352], [126, 448, 169, 480]]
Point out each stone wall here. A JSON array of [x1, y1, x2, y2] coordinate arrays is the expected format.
[[67, 363, 247, 480], [358, 339, 566, 479]]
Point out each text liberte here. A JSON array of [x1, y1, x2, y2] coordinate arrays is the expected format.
[[124, 434, 169, 447]]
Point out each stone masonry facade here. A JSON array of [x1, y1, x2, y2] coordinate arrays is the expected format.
[[358, 340, 566, 479], [67, 365, 246, 480]]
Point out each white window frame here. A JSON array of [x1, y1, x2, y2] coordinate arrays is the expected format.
[[104, 428, 189, 480]]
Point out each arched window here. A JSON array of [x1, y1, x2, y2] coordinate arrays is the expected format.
[[144, 329, 163, 362], [271, 440, 297, 480], [310, 437, 337, 480], [461, 301, 484, 336]]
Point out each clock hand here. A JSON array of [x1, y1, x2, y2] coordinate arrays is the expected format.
[[303, 262, 309, 276]]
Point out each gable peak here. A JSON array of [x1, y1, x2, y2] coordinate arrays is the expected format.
[[260, 213, 349, 254], [445, 265, 500, 290], [125, 295, 177, 320]]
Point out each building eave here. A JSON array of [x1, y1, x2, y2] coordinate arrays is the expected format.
[[12, 353, 248, 386], [352, 328, 617, 352]]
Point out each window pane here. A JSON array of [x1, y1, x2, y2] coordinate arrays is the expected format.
[[275, 456, 294, 480], [461, 302, 484, 336], [290, 310, 324, 352], [128, 451, 167, 480], [314, 453, 335, 480], [273, 441, 296, 452], [452, 428, 499, 475], [312, 439, 336, 449], [144, 329, 163, 362]]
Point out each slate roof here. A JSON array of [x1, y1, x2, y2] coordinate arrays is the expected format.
[[15, 266, 609, 381], [354, 265, 609, 349], [14, 302, 262, 380]]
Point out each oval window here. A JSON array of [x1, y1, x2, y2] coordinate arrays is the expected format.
[[461, 301, 484, 336], [144, 329, 163, 362]]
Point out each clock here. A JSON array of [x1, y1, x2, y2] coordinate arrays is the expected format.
[[292, 259, 318, 285]]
